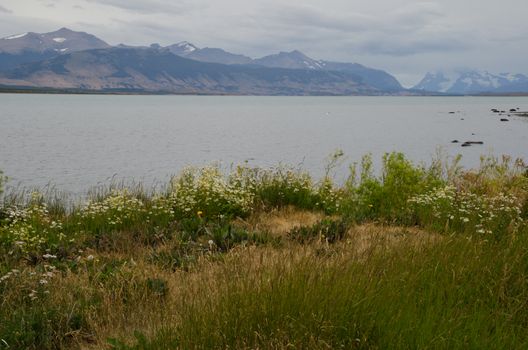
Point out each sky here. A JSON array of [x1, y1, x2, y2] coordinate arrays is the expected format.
[[0, 0, 527, 86]]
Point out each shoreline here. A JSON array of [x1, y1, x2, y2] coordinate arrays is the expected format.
[[6, 85, 528, 96]]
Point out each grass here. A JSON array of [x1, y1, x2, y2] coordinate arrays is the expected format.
[[0, 152, 527, 349]]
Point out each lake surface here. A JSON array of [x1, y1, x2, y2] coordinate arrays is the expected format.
[[1, 94, 527, 195]]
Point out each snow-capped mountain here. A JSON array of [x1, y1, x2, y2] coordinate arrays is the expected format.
[[166, 41, 198, 56], [0, 27, 109, 54], [413, 70, 528, 94], [254, 50, 325, 70], [167, 42, 253, 65], [0, 28, 110, 71], [164, 45, 402, 90], [0, 28, 404, 94]]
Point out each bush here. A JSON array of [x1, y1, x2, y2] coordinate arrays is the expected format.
[[409, 185, 524, 238], [254, 167, 342, 214], [169, 166, 254, 220], [342, 153, 444, 223], [0, 192, 72, 259], [288, 218, 349, 244]]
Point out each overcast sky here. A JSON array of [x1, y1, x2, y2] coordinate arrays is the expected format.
[[0, 0, 527, 86]]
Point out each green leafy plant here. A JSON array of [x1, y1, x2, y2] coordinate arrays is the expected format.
[[342, 152, 444, 223], [288, 218, 349, 244]]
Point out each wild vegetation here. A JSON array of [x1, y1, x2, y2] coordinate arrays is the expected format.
[[1, 152, 528, 349]]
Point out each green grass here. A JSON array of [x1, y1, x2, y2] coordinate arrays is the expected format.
[[0, 152, 527, 349], [110, 232, 528, 349]]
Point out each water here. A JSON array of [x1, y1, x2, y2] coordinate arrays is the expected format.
[[1, 94, 527, 195]]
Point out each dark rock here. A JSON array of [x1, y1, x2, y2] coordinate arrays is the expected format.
[[465, 141, 484, 145], [510, 109, 517, 112], [500, 118, 509, 122], [451, 140, 459, 143], [461, 143, 471, 147], [449, 111, 455, 114]]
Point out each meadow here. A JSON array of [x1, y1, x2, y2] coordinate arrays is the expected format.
[[1, 152, 528, 349]]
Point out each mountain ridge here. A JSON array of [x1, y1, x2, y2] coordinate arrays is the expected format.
[[5, 28, 526, 95], [413, 70, 528, 94], [0, 29, 406, 95], [0, 47, 386, 95]]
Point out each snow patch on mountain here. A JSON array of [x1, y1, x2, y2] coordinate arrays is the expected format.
[[53, 37, 67, 43], [4, 33, 28, 40], [175, 41, 197, 53], [414, 70, 528, 94]]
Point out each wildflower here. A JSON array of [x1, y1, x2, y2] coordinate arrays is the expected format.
[[42, 254, 57, 259], [39, 279, 48, 285], [197, 210, 204, 217], [86, 255, 94, 261]]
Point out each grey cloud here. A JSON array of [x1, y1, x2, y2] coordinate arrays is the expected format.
[[264, 4, 375, 33], [358, 36, 470, 56], [83, 0, 206, 15], [0, 5, 12, 13], [1, 0, 527, 84], [258, 2, 446, 37]]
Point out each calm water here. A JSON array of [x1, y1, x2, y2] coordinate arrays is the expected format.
[[1, 94, 528, 195]]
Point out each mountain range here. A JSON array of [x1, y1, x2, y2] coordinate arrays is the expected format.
[[413, 71, 528, 94], [0, 28, 109, 72], [0, 28, 526, 95], [171, 46, 403, 91]]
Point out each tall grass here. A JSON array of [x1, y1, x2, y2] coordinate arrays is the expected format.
[[1, 153, 527, 349], [111, 231, 528, 349]]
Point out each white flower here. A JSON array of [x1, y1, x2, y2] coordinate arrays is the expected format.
[[42, 254, 57, 259], [86, 255, 94, 261]]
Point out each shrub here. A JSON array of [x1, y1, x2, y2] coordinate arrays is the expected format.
[[254, 166, 342, 214], [288, 218, 349, 244], [206, 220, 275, 252], [0, 192, 71, 258], [149, 241, 206, 271], [169, 166, 254, 220], [409, 185, 524, 238], [342, 153, 444, 222]]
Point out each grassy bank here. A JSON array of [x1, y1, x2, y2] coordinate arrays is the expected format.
[[1, 152, 527, 349]]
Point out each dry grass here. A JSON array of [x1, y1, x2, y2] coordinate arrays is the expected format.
[[347, 223, 440, 254], [235, 206, 326, 237], [0, 205, 443, 349], [69, 211, 438, 347]]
